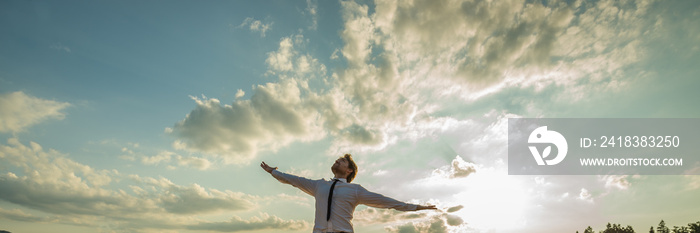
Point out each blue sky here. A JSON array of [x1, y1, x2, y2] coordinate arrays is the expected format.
[[1, 0, 699, 233]]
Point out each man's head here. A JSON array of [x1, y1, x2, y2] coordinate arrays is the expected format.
[[331, 154, 357, 183]]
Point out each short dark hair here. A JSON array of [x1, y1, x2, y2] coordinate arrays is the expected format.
[[344, 154, 357, 183]]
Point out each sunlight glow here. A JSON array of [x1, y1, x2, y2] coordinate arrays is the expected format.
[[452, 168, 530, 231]]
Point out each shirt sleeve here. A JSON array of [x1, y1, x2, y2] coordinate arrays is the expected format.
[[356, 185, 418, 211], [270, 169, 319, 196]]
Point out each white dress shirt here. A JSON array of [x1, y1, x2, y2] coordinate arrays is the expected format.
[[271, 169, 418, 233]]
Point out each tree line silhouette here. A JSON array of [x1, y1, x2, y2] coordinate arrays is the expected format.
[[578, 220, 700, 233]]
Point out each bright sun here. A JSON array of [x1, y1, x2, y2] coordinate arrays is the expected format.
[[452, 168, 531, 231]]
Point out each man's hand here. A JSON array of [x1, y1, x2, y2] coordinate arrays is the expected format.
[[260, 161, 277, 173], [416, 205, 437, 211]]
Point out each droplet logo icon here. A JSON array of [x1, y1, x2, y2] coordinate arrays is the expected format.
[[528, 126, 568, 165]]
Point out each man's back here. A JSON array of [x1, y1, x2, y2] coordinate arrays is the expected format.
[[270, 169, 418, 232]]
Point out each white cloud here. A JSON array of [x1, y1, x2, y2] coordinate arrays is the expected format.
[[578, 188, 593, 202], [266, 37, 295, 72], [235, 89, 245, 99], [170, 35, 339, 163], [172, 0, 664, 172], [687, 175, 700, 190], [187, 213, 308, 232], [305, 0, 319, 30], [49, 42, 71, 53], [266, 35, 326, 77], [175, 155, 212, 170], [237, 17, 272, 37], [0, 138, 149, 218], [0, 207, 48, 223], [158, 183, 253, 215], [383, 215, 460, 233], [354, 206, 468, 233], [354, 207, 429, 226], [141, 150, 174, 165], [339, 0, 658, 148], [339, 1, 376, 66], [170, 81, 326, 164], [345, 0, 660, 110], [601, 175, 631, 190], [0, 138, 304, 232], [0, 91, 70, 133], [118, 143, 213, 170], [449, 155, 477, 178], [428, 155, 478, 179]]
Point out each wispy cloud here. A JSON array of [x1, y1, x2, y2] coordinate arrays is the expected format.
[[49, 42, 71, 53], [128, 174, 254, 214], [601, 175, 632, 190], [174, 155, 212, 170], [119, 143, 213, 170], [0, 208, 48, 223], [384, 215, 466, 233], [0, 138, 304, 232], [187, 213, 308, 232], [355, 207, 464, 233], [171, 0, 663, 165], [237, 17, 272, 37], [305, 0, 319, 30], [0, 91, 70, 133], [168, 31, 471, 162]]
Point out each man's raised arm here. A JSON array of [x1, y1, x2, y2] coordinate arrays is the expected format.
[[260, 161, 318, 196], [357, 185, 437, 211]]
